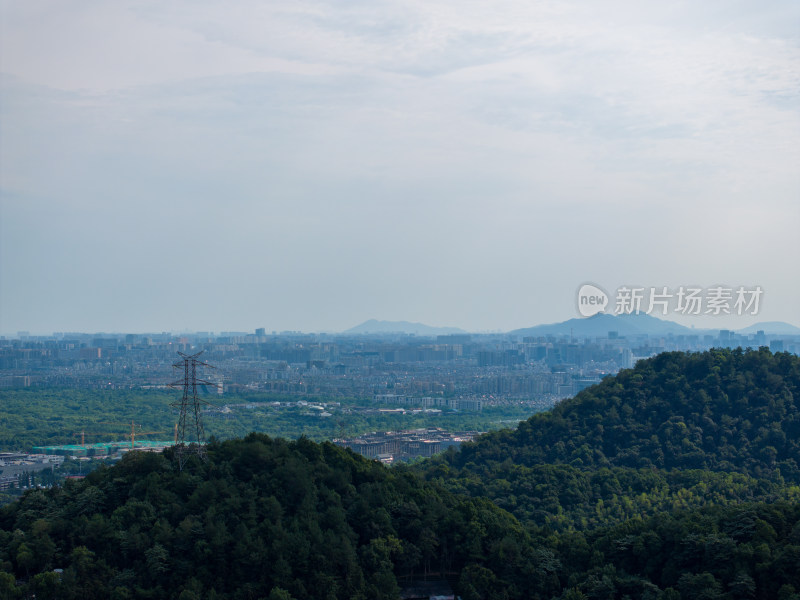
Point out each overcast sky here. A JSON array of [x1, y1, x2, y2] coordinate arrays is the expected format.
[[1, 0, 798, 335]]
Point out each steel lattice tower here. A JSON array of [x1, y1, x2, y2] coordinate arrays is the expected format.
[[169, 351, 216, 470]]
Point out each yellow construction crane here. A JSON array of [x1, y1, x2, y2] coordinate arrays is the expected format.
[[127, 421, 169, 450], [72, 430, 127, 445]]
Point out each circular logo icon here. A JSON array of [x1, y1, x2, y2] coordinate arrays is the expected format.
[[576, 283, 609, 317]]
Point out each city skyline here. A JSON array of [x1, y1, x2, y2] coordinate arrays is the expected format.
[[5, 312, 800, 339]]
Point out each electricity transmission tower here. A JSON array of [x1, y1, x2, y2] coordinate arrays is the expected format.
[[169, 351, 217, 470]]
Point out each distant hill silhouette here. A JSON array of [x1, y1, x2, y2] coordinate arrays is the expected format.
[[510, 311, 695, 338], [736, 321, 800, 335], [343, 319, 466, 336], [341, 314, 798, 338]]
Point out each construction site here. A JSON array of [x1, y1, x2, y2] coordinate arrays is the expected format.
[[31, 439, 177, 458], [28, 420, 180, 458]]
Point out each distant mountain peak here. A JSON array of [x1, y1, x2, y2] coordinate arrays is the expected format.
[[736, 321, 800, 335], [343, 319, 466, 336], [510, 312, 692, 338]]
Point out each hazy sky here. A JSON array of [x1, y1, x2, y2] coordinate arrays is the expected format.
[[1, 0, 799, 335]]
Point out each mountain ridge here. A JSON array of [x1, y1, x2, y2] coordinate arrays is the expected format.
[[343, 319, 467, 336], [510, 312, 694, 338], [343, 315, 800, 338]]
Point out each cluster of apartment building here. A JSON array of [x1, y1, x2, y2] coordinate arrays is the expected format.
[[334, 428, 480, 463], [374, 394, 484, 411], [0, 452, 64, 491]]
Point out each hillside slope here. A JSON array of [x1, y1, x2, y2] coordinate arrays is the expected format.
[[0, 435, 552, 600], [415, 348, 800, 598], [449, 348, 800, 480]]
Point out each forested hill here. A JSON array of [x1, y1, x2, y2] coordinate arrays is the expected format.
[[0, 435, 555, 600], [446, 348, 800, 481]]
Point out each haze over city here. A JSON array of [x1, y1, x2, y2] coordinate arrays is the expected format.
[[1, 1, 798, 335]]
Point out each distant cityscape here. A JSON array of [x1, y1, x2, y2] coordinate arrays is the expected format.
[[2, 316, 797, 410]]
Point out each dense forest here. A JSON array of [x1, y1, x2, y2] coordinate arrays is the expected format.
[[444, 348, 800, 478], [2, 348, 800, 599], [423, 347, 800, 530], [0, 436, 559, 599]]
